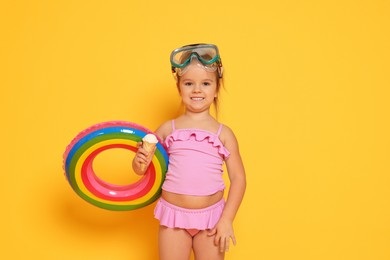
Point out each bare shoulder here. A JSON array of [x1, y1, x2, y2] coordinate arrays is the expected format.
[[155, 120, 174, 141], [219, 124, 239, 149]]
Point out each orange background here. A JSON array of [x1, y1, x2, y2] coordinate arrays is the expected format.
[[1, 0, 389, 259]]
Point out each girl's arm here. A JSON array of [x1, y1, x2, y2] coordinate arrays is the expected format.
[[209, 125, 246, 252]]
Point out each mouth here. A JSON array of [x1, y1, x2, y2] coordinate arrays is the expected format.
[[191, 97, 205, 101]]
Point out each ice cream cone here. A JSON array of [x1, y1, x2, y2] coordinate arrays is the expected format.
[[140, 134, 158, 171]]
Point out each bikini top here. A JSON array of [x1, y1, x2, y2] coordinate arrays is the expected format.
[[162, 120, 231, 196]]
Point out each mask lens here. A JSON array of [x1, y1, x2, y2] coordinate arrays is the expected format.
[[172, 50, 192, 67], [194, 47, 217, 63]]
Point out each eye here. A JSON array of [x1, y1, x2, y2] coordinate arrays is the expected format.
[[184, 82, 193, 86], [203, 82, 211, 86]]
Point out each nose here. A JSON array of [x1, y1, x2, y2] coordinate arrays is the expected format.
[[192, 84, 201, 93]]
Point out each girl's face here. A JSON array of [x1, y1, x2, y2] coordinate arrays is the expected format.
[[177, 63, 218, 113]]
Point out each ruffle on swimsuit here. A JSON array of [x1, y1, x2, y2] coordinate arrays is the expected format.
[[165, 129, 230, 159], [154, 198, 225, 230]]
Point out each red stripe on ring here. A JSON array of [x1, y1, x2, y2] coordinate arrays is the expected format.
[[80, 143, 156, 202]]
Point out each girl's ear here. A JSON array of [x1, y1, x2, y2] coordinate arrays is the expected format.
[[176, 81, 181, 94]]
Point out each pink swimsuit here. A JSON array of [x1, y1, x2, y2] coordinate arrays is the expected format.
[[154, 120, 231, 236], [162, 120, 230, 195]]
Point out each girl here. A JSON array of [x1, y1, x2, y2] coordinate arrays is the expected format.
[[132, 43, 246, 260]]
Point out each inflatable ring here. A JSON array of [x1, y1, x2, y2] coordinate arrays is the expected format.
[[63, 121, 168, 211]]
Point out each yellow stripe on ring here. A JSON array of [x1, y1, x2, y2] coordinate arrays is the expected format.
[[73, 139, 163, 206]]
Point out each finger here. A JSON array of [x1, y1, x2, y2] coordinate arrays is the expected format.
[[136, 142, 143, 148], [137, 148, 149, 157], [136, 154, 148, 164], [219, 237, 226, 252], [225, 237, 230, 252], [214, 234, 221, 246], [208, 228, 216, 236], [232, 235, 237, 246], [137, 147, 149, 159]]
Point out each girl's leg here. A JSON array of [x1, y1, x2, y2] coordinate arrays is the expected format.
[[193, 230, 225, 260], [158, 226, 192, 260]]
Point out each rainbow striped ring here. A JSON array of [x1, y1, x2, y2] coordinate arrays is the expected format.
[[63, 121, 168, 211]]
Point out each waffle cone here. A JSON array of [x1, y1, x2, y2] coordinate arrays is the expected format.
[[140, 141, 156, 171]]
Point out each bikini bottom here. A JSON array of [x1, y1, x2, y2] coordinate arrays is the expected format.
[[154, 197, 225, 237]]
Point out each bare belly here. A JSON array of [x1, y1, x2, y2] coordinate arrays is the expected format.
[[161, 190, 224, 209]]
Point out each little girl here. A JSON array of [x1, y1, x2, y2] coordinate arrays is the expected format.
[[132, 43, 246, 260]]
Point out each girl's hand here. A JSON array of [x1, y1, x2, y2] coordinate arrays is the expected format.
[[132, 142, 155, 175], [207, 217, 236, 252]]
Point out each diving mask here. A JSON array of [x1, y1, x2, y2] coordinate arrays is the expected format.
[[170, 43, 223, 79]]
